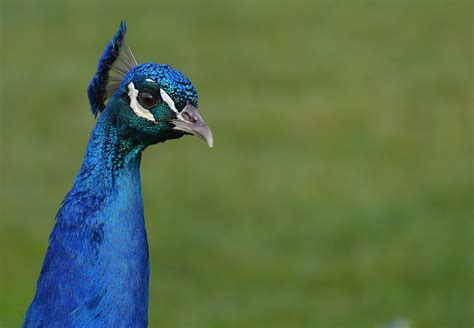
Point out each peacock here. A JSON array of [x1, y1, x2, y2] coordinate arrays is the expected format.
[[22, 21, 212, 327]]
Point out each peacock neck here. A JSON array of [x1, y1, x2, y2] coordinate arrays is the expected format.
[[24, 112, 151, 326], [46, 113, 150, 325], [74, 113, 144, 194]]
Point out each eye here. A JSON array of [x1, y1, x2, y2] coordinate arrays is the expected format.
[[138, 89, 159, 109]]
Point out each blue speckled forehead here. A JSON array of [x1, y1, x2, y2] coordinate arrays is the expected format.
[[122, 62, 198, 109]]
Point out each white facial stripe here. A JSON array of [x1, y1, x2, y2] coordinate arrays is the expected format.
[[160, 89, 179, 115], [145, 78, 155, 83], [127, 82, 156, 122]]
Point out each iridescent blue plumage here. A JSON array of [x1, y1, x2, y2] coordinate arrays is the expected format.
[[87, 20, 127, 117], [23, 21, 212, 327], [124, 63, 198, 109]]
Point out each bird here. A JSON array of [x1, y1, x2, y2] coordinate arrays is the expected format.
[[22, 21, 212, 327]]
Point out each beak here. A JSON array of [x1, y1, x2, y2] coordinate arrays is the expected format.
[[170, 104, 214, 148]]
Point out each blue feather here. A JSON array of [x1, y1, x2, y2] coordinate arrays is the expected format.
[[87, 20, 127, 117], [23, 109, 149, 327]]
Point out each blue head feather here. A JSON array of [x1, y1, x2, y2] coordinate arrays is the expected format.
[[87, 21, 198, 116], [87, 20, 127, 117], [122, 63, 198, 109]]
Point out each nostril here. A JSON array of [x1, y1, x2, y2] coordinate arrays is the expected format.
[[182, 111, 197, 123]]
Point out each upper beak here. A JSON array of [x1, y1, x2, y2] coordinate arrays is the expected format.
[[169, 104, 214, 148]]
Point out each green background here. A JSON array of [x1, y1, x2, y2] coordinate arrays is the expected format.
[[1, 1, 472, 327]]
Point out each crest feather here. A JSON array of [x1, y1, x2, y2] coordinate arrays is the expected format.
[[87, 20, 138, 117]]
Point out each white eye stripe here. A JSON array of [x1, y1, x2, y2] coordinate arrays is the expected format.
[[159, 89, 179, 115], [127, 82, 156, 122]]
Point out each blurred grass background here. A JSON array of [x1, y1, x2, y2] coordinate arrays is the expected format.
[[1, 1, 472, 327]]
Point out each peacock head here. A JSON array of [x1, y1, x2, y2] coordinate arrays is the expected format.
[[87, 21, 213, 148]]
